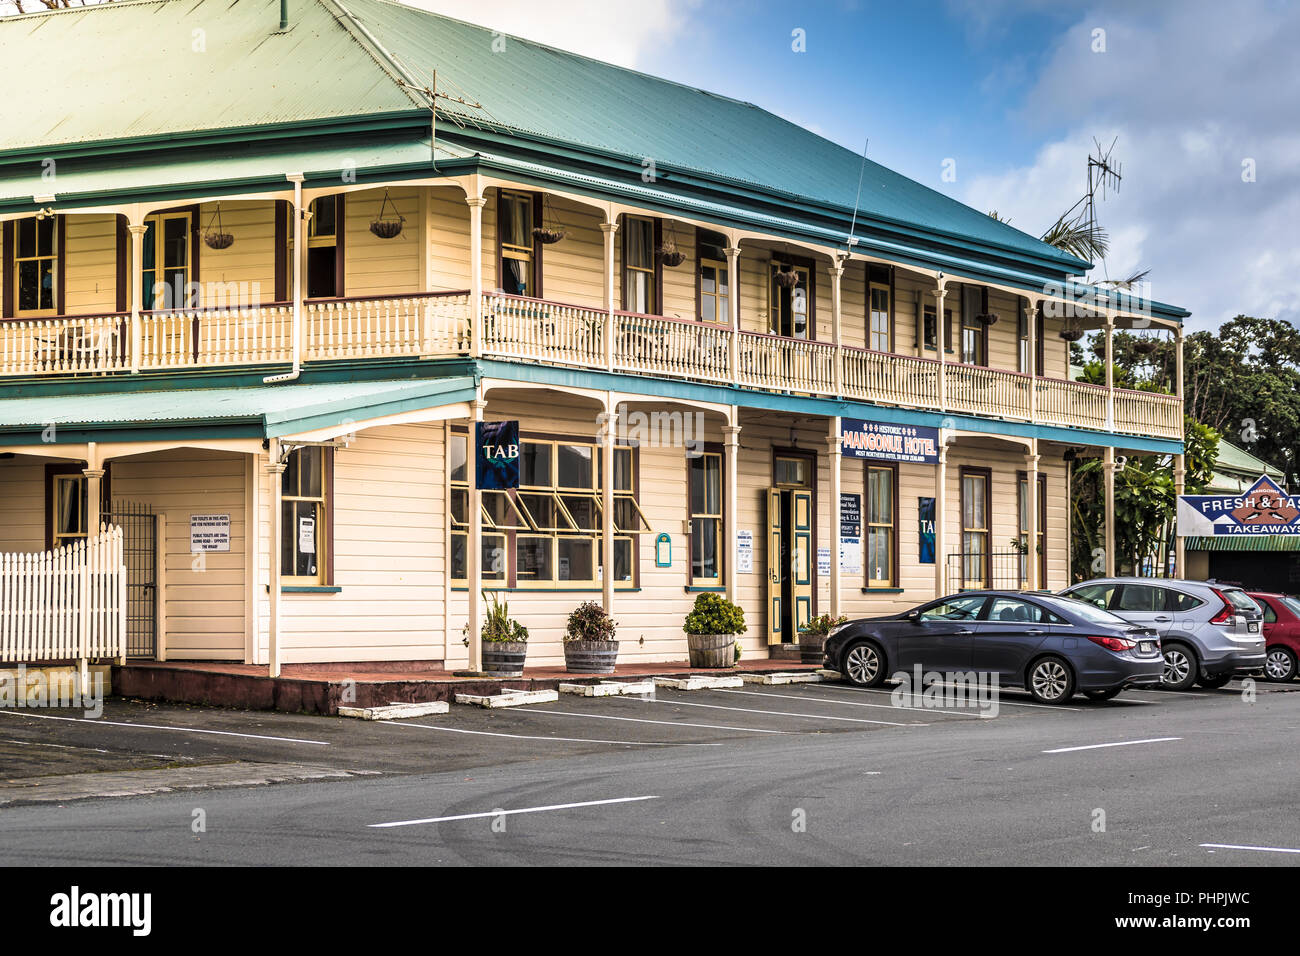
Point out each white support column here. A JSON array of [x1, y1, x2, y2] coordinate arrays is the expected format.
[[725, 246, 742, 384], [83, 469, 104, 536], [600, 403, 616, 613], [1026, 441, 1040, 591], [602, 220, 619, 371], [1025, 298, 1039, 421], [831, 261, 844, 396], [1104, 313, 1116, 431], [466, 398, 486, 672], [266, 439, 286, 678], [291, 176, 308, 365], [128, 223, 147, 372], [934, 433, 948, 597], [935, 278, 949, 412], [723, 417, 741, 606], [467, 195, 486, 358], [828, 418, 842, 617], [1103, 446, 1117, 577]]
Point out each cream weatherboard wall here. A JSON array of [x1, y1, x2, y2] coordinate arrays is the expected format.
[[62, 214, 118, 315], [0, 455, 50, 554]]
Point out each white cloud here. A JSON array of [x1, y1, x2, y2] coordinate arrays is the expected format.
[[396, 0, 699, 69], [958, 0, 1300, 331]]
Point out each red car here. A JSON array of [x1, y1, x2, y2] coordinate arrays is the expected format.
[[1247, 592, 1300, 682]]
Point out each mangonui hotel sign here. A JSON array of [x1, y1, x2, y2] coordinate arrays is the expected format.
[[1176, 475, 1300, 536], [840, 419, 940, 464]]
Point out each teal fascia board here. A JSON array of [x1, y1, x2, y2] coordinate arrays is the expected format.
[[263, 379, 477, 437], [475, 358, 1184, 455]]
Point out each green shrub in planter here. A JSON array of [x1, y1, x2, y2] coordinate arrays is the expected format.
[[797, 613, 846, 665], [478, 591, 528, 676], [563, 601, 619, 674], [684, 593, 746, 668]]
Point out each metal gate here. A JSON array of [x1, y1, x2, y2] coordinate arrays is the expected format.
[[106, 500, 158, 658]]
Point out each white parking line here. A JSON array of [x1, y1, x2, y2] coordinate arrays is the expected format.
[[1042, 737, 1181, 754], [715, 687, 985, 718], [816, 682, 1082, 712], [385, 721, 722, 746], [645, 697, 920, 727], [0, 709, 330, 745], [369, 795, 660, 829], [526, 708, 795, 734], [1200, 842, 1300, 855]]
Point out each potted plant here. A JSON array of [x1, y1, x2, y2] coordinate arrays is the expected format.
[[797, 614, 847, 665], [478, 591, 529, 677], [683, 592, 746, 668], [563, 600, 619, 674]]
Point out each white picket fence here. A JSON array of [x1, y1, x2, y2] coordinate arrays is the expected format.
[[0, 527, 127, 664]]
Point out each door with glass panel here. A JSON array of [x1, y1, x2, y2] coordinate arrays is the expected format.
[[960, 470, 990, 589]]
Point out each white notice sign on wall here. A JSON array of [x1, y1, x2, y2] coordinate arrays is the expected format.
[[299, 516, 316, 555], [190, 514, 230, 553], [736, 530, 753, 573]]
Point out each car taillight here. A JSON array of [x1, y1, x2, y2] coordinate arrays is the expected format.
[[1208, 589, 1236, 624], [1087, 635, 1137, 653]]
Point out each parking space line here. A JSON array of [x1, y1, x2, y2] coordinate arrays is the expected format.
[[385, 721, 722, 746], [715, 687, 985, 718], [643, 697, 921, 727], [1200, 842, 1300, 855], [0, 709, 330, 745], [813, 682, 1082, 712], [527, 708, 797, 734], [369, 795, 660, 829], [1043, 737, 1181, 754]]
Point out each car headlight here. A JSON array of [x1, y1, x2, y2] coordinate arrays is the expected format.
[[828, 623, 850, 639]]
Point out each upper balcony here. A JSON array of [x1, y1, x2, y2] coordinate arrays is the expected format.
[[0, 183, 1183, 443]]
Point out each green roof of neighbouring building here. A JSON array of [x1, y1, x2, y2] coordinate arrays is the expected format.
[[1206, 439, 1286, 494]]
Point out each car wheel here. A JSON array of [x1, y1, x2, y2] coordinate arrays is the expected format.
[[1196, 673, 1234, 689], [1027, 655, 1075, 704], [842, 640, 886, 688], [1083, 687, 1122, 701], [1160, 642, 1198, 691], [1264, 646, 1298, 682]]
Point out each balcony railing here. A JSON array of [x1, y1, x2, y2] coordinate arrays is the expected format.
[[0, 290, 1181, 441]]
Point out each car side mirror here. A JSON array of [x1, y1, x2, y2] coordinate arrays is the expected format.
[[906, 610, 921, 623]]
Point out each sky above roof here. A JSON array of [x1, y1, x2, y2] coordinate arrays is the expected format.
[[398, 0, 1300, 334]]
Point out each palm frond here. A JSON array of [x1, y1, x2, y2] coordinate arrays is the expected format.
[[1040, 214, 1109, 261]]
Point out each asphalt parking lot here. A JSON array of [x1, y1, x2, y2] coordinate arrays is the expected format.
[[1, 676, 1297, 865]]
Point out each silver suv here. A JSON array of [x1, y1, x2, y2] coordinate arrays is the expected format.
[[1060, 578, 1266, 690]]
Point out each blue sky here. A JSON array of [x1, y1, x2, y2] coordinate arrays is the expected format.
[[409, 0, 1300, 331]]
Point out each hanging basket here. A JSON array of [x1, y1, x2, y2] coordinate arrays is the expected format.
[[369, 188, 405, 239], [976, 312, 999, 326], [658, 246, 686, 267], [774, 265, 800, 289], [1059, 326, 1085, 342], [532, 226, 566, 244], [1133, 338, 1159, 355], [201, 203, 234, 250]]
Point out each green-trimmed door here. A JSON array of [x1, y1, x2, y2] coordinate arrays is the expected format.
[[791, 490, 813, 636], [767, 488, 782, 645]]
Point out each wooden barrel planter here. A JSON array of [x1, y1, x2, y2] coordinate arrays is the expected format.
[[481, 640, 527, 677], [798, 632, 828, 665], [687, 633, 735, 669], [564, 639, 619, 674]]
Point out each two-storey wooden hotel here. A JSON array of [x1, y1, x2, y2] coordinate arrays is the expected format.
[[0, 0, 1188, 675]]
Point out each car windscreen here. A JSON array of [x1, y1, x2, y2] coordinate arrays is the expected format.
[[1049, 596, 1132, 627], [1222, 588, 1261, 613]]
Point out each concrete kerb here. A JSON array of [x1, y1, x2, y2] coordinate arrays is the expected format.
[[455, 689, 561, 709], [740, 672, 826, 686], [558, 680, 657, 697], [338, 701, 450, 720], [654, 675, 744, 691]]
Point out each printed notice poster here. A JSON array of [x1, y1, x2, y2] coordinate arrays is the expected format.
[[840, 492, 862, 540], [189, 514, 230, 553], [736, 530, 754, 573], [299, 516, 316, 555], [817, 546, 831, 577], [840, 536, 862, 574]]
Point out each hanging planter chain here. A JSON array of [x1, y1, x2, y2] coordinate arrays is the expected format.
[[369, 188, 406, 239], [202, 202, 234, 250], [532, 194, 566, 244], [657, 220, 685, 267]]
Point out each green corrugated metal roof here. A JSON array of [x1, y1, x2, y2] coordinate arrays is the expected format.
[[1185, 536, 1300, 552], [0, 0, 420, 151], [0, 0, 1089, 278], [0, 377, 474, 439]]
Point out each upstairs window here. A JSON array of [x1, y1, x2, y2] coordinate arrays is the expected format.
[[923, 304, 952, 354], [12, 217, 58, 315], [869, 283, 891, 352], [769, 260, 812, 338], [623, 215, 658, 314], [285, 196, 343, 299], [960, 284, 987, 366], [697, 230, 730, 324], [499, 190, 537, 297], [141, 211, 194, 310]]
